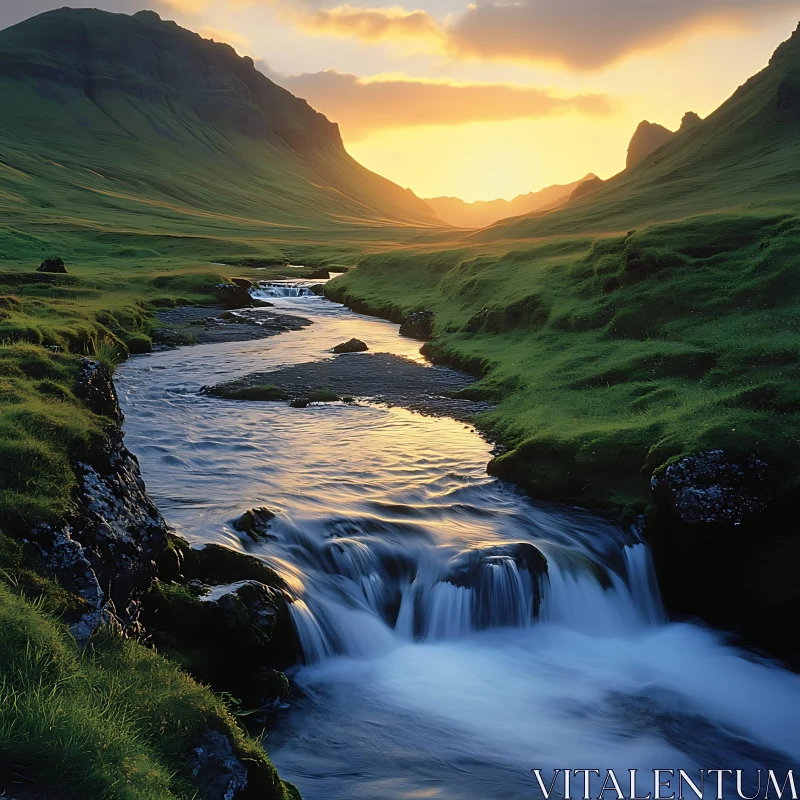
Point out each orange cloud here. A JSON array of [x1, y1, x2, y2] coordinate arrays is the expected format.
[[274, 70, 617, 138], [277, 0, 798, 70], [290, 4, 441, 43], [199, 24, 251, 49]]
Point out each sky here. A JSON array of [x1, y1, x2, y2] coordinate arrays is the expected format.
[[1, 0, 798, 201]]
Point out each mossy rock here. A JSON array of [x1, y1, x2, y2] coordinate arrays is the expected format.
[[208, 383, 289, 401], [126, 333, 152, 354]]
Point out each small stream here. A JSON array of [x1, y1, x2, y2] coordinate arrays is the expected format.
[[116, 283, 800, 800]]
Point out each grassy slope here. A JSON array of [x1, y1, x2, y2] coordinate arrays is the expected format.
[[0, 9, 454, 797], [0, 537, 299, 799], [331, 24, 800, 515]]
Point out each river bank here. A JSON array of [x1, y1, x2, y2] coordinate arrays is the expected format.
[[115, 283, 800, 800]]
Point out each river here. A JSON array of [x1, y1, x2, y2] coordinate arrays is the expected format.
[[116, 283, 800, 800]]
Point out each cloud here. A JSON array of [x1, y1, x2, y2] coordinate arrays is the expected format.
[[274, 69, 617, 137], [288, 4, 441, 44], [447, 0, 799, 70], [279, 0, 798, 70], [198, 25, 251, 49]]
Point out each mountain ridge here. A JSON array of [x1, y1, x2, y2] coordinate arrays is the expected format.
[[425, 175, 596, 228]]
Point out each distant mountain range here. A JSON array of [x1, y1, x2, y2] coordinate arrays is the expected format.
[[425, 175, 597, 228]]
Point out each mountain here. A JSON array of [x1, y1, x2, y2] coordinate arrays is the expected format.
[[479, 24, 800, 240], [626, 113, 703, 169], [425, 175, 596, 228], [626, 121, 674, 169], [0, 8, 441, 265]]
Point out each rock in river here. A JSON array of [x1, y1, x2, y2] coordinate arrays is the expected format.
[[333, 338, 368, 353], [215, 282, 253, 309], [234, 507, 276, 541], [399, 310, 434, 340]]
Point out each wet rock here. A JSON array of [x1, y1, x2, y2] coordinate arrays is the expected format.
[[215, 283, 253, 309], [333, 338, 368, 353], [399, 310, 434, 341], [190, 729, 248, 800], [142, 571, 296, 700], [230, 277, 253, 290], [29, 359, 169, 641], [651, 450, 770, 525], [289, 397, 310, 408], [37, 257, 67, 274], [309, 284, 326, 296], [74, 359, 123, 423], [234, 507, 276, 541], [308, 268, 330, 279]]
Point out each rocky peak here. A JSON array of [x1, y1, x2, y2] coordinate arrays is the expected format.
[[679, 111, 702, 131], [626, 120, 675, 169]]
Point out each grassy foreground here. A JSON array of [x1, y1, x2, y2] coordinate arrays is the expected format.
[[0, 534, 298, 799]]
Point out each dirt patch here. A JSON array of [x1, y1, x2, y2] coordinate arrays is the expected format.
[[206, 353, 494, 420], [153, 306, 311, 347]]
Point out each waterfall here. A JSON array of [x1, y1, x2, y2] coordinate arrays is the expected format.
[[623, 542, 666, 625], [285, 534, 666, 663], [253, 282, 316, 299]]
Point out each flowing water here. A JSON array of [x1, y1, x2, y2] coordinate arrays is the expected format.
[[116, 283, 800, 800]]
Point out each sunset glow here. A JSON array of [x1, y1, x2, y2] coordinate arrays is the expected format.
[[2, 0, 797, 200]]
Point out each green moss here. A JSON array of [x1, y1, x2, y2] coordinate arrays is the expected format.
[[308, 389, 340, 403], [127, 333, 153, 354]]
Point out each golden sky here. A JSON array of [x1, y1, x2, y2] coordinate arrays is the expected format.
[[2, 0, 798, 201]]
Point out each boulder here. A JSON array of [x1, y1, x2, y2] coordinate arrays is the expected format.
[[141, 576, 296, 702], [308, 268, 330, 279], [651, 450, 769, 525], [215, 283, 253, 309], [333, 338, 368, 353], [230, 277, 253, 290], [289, 397, 310, 408], [309, 284, 326, 296], [37, 257, 67, 274], [234, 507, 276, 541], [399, 310, 434, 341]]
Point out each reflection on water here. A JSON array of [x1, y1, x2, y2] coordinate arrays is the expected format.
[[116, 291, 800, 800]]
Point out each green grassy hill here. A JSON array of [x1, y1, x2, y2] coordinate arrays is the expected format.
[[330, 21, 800, 665], [0, 7, 443, 271]]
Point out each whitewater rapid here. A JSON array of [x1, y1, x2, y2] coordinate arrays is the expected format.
[[116, 282, 800, 800]]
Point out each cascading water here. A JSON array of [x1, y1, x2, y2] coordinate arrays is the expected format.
[[116, 282, 800, 800], [254, 281, 317, 298]]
